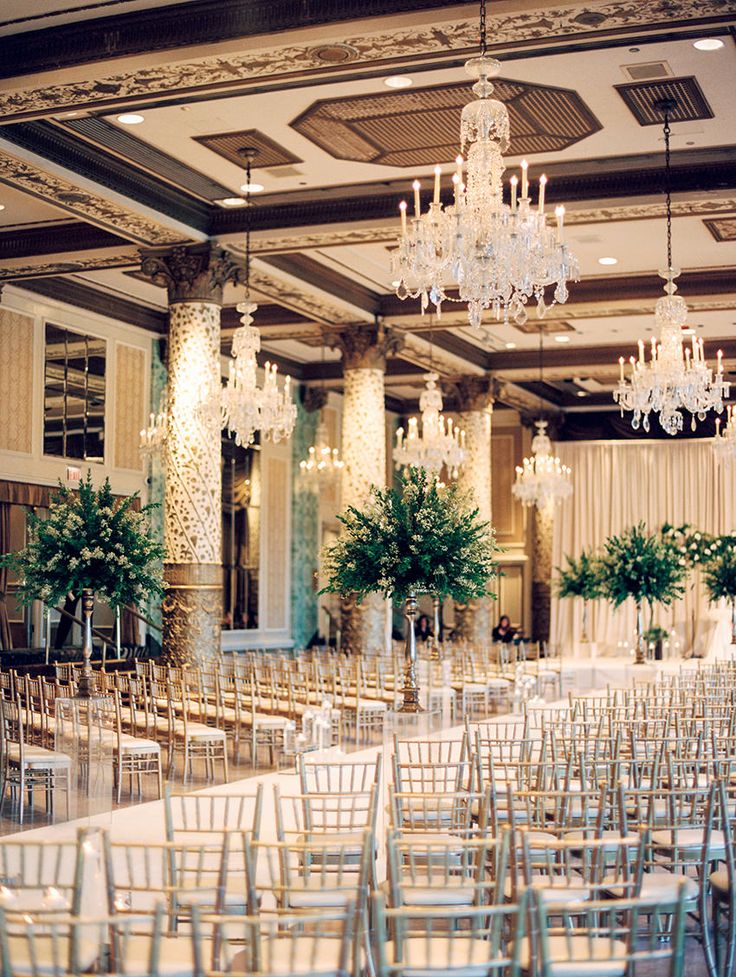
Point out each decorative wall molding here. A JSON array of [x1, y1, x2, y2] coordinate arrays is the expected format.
[[0, 2, 729, 122], [0, 150, 189, 245]]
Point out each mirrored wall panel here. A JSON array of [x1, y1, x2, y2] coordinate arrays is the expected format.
[[44, 323, 106, 462]]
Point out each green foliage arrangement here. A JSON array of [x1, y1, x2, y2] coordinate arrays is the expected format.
[[702, 535, 736, 603], [599, 522, 687, 610], [643, 624, 670, 643], [1, 471, 165, 610], [320, 467, 501, 603], [555, 549, 604, 601], [659, 523, 717, 569]]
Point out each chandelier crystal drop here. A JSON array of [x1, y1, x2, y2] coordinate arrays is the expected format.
[[613, 103, 729, 436], [714, 405, 736, 464], [221, 149, 296, 447], [299, 418, 344, 483], [139, 388, 167, 458], [393, 373, 466, 477], [391, 1, 578, 331], [512, 420, 572, 510]]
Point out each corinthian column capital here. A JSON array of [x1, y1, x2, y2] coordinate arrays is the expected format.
[[326, 322, 404, 371], [140, 243, 241, 304], [453, 375, 500, 412]]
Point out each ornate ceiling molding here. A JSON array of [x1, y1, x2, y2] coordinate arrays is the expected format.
[[0, 251, 136, 281], [0, 150, 189, 245], [0, 1, 728, 121]]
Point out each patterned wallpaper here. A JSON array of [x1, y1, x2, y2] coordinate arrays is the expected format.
[[290, 398, 319, 650], [0, 309, 34, 454], [114, 343, 145, 472]]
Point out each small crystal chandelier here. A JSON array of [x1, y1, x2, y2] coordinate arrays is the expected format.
[[613, 102, 729, 436], [714, 406, 736, 464], [221, 149, 296, 447], [391, 0, 578, 330], [299, 420, 344, 482], [393, 372, 466, 478], [512, 329, 572, 509], [512, 420, 572, 509], [139, 388, 167, 458], [299, 347, 344, 484]]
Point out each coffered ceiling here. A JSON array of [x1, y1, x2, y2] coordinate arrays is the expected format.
[[1, 0, 735, 439]]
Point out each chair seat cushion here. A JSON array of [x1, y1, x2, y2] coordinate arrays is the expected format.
[[651, 828, 725, 857], [122, 933, 194, 977], [231, 937, 346, 977], [6, 744, 71, 768], [387, 936, 503, 977], [709, 869, 730, 900], [519, 935, 628, 975]]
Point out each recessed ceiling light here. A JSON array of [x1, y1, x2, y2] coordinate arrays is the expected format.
[[576, 390, 588, 398], [218, 197, 247, 208], [390, 280, 401, 288], [0, 204, 5, 212], [505, 342, 517, 349], [240, 181, 264, 193], [693, 38, 724, 51], [384, 75, 413, 89], [598, 256, 618, 266], [117, 113, 144, 125], [554, 335, 571, 343]]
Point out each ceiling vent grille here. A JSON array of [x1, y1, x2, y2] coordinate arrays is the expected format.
[[615, 76, 714, 125], [621, 61, 672, 81]]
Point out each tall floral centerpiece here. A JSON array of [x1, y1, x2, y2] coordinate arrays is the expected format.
[[702, 535, 736, 646], [2, 472, 164, 696], [598, 523, 686, 665], [321, 467, 500, 711], [659, 523, 716, 655], [555, 549, 603, 644]]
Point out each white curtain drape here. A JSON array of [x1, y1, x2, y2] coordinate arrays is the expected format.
[[550, 439, 736, 658]]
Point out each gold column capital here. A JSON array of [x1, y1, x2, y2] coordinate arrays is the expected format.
[[453, 375, 499, 412], [326, 322, 404, 371], [140, 243, 241, 305]]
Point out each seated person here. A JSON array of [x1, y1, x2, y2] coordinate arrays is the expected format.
[[492, 614, 516, 643], [414, 614, 433, 642]]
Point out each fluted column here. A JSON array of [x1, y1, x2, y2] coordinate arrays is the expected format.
[[453, 377, 496, 645], [141, 245, 239, 665], [329, 323, 403, 654]]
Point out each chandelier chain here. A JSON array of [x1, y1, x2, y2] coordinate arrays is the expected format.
[[663, 109, 672, 272], [479, 0, 487, 56]]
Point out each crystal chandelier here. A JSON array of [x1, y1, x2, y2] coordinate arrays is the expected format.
[[299, 347, 344, 484], [512, 420, 572, 509], [299, 419, 344, 482], [139, 388, 167, 458], [221, 149, 296, 447], [391, 0, 578, 330], [714, 406, 736, 464], [393, 372, 466, 477], [613, 102, 729, 436], [512, 329, 572, 509]]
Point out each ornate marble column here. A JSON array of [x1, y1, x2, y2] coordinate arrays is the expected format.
[[453, 377, 496, 645], [531, 503, 554, 644], [329, 323, 403, 654], [141, 244, 239, 666]]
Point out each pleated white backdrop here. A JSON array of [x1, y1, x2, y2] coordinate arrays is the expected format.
[[550, 439, 736, 658]]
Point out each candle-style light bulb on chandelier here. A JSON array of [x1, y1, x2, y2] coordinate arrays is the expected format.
[[393, 331, 466, 477], [512, 329, 572, 510], [139, 387, 167, 459], [613, 101, 729, 436], [221, 148, 296, 447], [714, 406, 736, 464], [299, 342, 344, 485], [391, 0, 578, 331]]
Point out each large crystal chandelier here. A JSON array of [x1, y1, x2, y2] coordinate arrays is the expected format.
[[613, 102, 729, 436], [221, 149, 296, 447], [391, 0, 578, 330], [393, 372, 466, 477], [512, 420, 572, 509], [512, 329, 572, 509], [714, 406, 736, 464]]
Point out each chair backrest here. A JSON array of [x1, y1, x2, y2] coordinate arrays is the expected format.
[[273, 787, 377, 840], [533, 885, 687, 977], [388, 787, 489, 838], [372, 890, 526, 977], [191, 905, 356, 977], [299, 755, 382, 794], [0, 831, 90, 915], [164, 785, 263, 842]]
